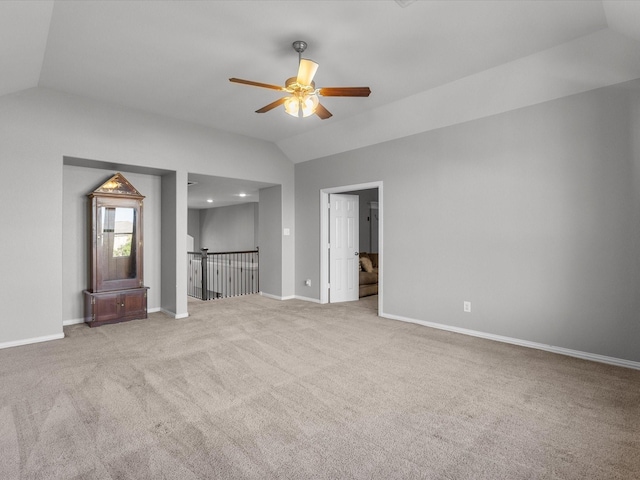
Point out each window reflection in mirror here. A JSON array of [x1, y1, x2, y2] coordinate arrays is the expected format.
[[113, 208, 134, 257]]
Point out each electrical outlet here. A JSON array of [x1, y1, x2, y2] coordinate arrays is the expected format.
[[464, 301, 471, 313]]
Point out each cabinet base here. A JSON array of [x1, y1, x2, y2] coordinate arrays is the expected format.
[[83, 287, 149, 327]]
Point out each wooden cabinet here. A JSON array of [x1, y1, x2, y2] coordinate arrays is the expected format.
[[84, 288, 148, 326], [83, 173, 149, 327]]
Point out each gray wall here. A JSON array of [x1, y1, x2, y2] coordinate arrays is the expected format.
[[161, 172, 184, 316], [62, 165, 162, 322], [295, 79, 640, 363], [259, 185, 283, 297], [0, 87, 294, 345], [187, 208, 200, 251], [199, 203, 258, 252]]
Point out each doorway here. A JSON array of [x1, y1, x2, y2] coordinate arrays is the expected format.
[[320, 182, 383, 312]]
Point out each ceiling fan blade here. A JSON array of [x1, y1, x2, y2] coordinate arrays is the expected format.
[[229, 78, 286, 91], [255, 97, 287, 113], [296, 59, 319, 86], [315, 103, 332, 120], [318, 87, 371, 97]]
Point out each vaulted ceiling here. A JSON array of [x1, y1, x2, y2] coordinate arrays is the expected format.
[[3, 1, 640, 164]]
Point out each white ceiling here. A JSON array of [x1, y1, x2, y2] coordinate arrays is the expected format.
[[3, 1, 640, 166]]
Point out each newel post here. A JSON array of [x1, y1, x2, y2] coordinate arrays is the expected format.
[[200, 248, 208, 300]]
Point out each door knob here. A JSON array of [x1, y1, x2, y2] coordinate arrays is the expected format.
[[355, 252, 359, 256]]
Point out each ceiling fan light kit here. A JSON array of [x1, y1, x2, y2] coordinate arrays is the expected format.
[[229, 41, 370, 120]]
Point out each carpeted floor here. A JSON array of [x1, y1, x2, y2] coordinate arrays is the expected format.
[[0, 294, 639, 479]]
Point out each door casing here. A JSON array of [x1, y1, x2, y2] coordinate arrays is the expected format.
[[319, 181, 383, 311]]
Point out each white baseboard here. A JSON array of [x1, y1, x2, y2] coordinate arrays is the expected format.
[[259, 292, 279, 300], [0, 333, 65, 350], [159, 308, 188, 319], [64, 307, 164, 326], [294, 295, 321, 303], [260, 292, 296, 301], [63, 317, 86, 326], [380, 312, 640, 371]]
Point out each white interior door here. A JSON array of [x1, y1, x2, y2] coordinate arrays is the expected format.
[[329, 193, 359, 303]]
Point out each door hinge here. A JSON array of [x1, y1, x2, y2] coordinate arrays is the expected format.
[[91, 297, 95, 305]]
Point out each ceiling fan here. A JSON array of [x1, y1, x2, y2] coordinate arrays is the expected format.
[[229, 41, 371, 120]]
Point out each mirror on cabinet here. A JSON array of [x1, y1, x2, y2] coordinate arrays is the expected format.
[[98, 206, 137, 280]]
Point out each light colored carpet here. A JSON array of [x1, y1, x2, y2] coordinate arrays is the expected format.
[[0, 294, 638, 479]]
